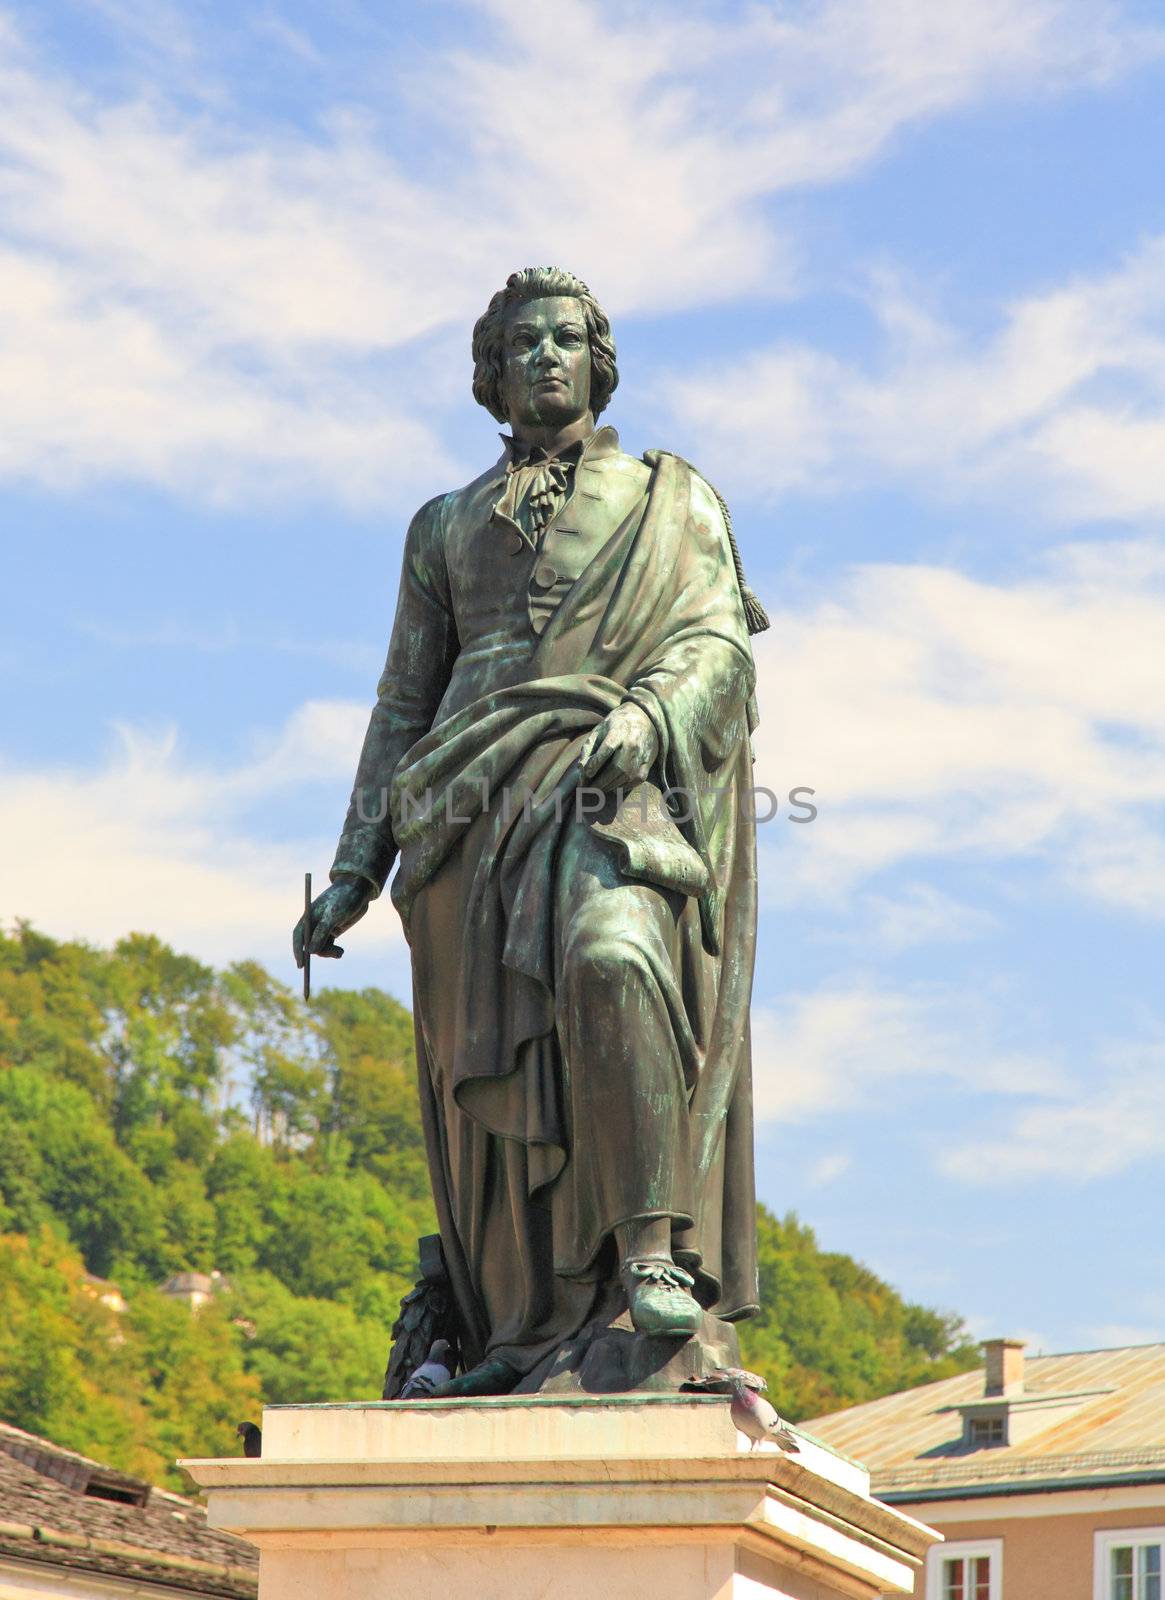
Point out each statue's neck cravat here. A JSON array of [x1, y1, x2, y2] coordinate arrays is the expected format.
[[494, 441, 582, 542]]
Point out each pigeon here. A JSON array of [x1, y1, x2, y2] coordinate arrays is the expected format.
[[236, 1422, 262, 1459], [728, 1377, 800, 1453], [682, 1366, 768, 1396], [400, 1338, 453, 1398]]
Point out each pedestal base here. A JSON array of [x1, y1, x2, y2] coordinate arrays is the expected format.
[[182, 1397, 939, 1600], [517, 1296, 742, 1394]]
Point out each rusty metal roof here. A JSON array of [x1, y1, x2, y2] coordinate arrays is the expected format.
[[0, 1423, 257, 1596], [803, 1344, 1165, 1501]]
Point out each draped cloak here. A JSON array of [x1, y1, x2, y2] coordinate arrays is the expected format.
[[333, 438, 760, 1375]]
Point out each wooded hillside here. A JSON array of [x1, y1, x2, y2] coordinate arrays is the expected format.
[[0, 922, 976, 1486]]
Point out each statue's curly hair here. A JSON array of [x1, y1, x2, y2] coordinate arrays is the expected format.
[[471, 267, 619, 423]]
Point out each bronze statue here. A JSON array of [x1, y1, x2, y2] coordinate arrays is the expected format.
[[294, 268, 766, 1396]]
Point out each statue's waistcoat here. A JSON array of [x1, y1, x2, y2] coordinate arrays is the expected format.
[[436, 429, 650, 718], [518, 444, 649, 636]]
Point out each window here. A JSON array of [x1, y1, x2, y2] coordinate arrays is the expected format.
[[968, 1415, 1007, 1447], [1096, 1529, 1165, 1600], [927, 1540, 1002, 1600]]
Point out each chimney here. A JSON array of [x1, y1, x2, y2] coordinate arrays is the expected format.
[[982, 1338, 1026, 1397]]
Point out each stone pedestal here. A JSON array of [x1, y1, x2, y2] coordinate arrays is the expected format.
[[181, 1397, 939, 1600]]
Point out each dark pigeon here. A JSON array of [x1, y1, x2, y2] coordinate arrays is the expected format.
[[728, 1377, 800, 1453], [236, 1421, 262, 1459], [382, 1235, 461, 1400], [400, 1338, 453, 1398]]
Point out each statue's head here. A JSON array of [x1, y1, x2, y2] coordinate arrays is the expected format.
[[471, 267, 619, 431]]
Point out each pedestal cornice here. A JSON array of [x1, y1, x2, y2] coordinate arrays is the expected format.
[[181, 1397, 940, 1600]]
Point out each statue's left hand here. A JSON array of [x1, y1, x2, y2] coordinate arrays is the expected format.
[[578, 703, 660, 793]]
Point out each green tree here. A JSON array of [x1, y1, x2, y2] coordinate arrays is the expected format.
[[0, 923, 115, 1106], [205, 1131, 284, 1274], [224, 961, 326, 1149], [738, 1209, 978, 1419], [0, 1119, 48, 1235], [313, 988, 430, 1200], [129, 1286, 260, 1479], [260, 1166, 417, 1309], [0, 1068, 169, 1278], [107, 935, 231, 1170], [0, 1230, 258, 1490], [234, 1273, 387, 1405]]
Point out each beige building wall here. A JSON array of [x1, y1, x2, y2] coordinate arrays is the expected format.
[[896, 1499, 1165, 1600]]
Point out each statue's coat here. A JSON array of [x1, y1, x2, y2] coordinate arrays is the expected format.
[[334, 428, 759, 1374]]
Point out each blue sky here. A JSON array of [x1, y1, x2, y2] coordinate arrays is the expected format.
[[4, 0, 1165, 1359]]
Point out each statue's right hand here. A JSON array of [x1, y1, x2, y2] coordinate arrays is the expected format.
[[293, 876, 372, 968]]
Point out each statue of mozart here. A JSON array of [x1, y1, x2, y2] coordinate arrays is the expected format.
[[295, 267, 767, 1397]]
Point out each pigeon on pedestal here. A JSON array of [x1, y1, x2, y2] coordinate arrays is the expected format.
[[728, 1377, 800, 1453], [400, 1338, 453, 1398], [236, 1422, 262, 1459], [682, 1367, 768, 1396]]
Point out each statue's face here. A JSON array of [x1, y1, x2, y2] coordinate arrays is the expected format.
[[498, 296, 592, 431]]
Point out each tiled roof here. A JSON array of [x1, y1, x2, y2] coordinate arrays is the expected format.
[[0, 1422, 257, 1596], [803, 1344, 1165, 1501]]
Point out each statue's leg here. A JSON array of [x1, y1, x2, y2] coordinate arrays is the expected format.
[[410, 832, 598, 1385], [554, 816, 705, 1336]]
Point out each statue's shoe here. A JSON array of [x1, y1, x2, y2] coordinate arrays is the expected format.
[[623, 1257, 702, 1339], [427, 1357, 521, 1398]]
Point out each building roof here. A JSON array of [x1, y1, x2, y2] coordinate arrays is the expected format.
[[159, 1273, 221, 1295], [804, 1343, 1165, 1503], [0, 1422, 257, 1596]]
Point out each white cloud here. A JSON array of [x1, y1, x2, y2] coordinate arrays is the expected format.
[[752, 537, 1165, 913], [0, 242, 454, 506], [847, 884, 998, 951], [0, 0, 1157, 497], [0, 700, 402, 967], [808, 1151, 852, 1187], [671, 236, 1165, 522], [755, 976, 1165, 1189], [941, 1034, 1165, 1183], [750, 980, 1060, 1124], [431, 0, 1153, 311]]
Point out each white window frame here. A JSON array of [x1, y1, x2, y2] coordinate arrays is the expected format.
[[1094, 1525, 1165, 1599], [926, 1538, 1003, 1600], [967, 1414, 1007, 1448]]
